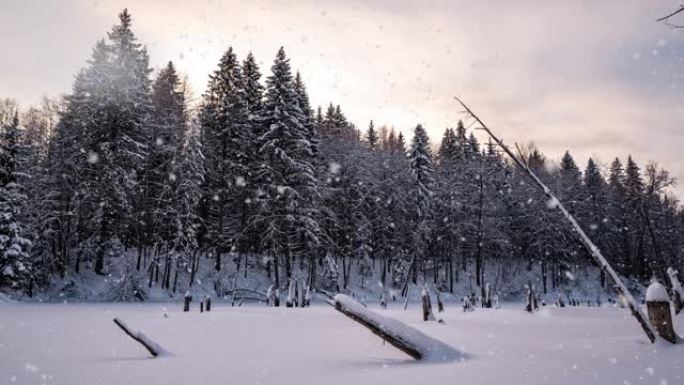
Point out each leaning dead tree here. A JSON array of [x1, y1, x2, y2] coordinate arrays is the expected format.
[[455, 97, 658, 344], [113, 318, 167, 357], [332, 294, 460, 361]]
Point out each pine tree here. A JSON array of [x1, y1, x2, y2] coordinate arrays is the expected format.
[[255, 47, 321, 282], [407, 124, 435, 281], [53, 9, 153, 275], [560, 150, 581, 183], [242, 52, 264, 116], [437, 127, 457, 168], [0, 114, 32, 291], [199, 47, 252, 270], [365, 120, 379, 151], [137, 61, 186, 254]]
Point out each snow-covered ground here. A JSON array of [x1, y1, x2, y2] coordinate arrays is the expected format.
[[1, 299, 683, 385]]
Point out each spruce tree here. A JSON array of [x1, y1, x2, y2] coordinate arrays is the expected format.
[[199, 47, 252, 270], [255, 47, 321, 282], [54, 9, 153, 275], [407, 124, 435, 281], [365, 120, 379, 151], [0, 114, 32, 291]]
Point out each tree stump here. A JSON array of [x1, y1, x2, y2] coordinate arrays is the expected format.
[[436, 290, 444, 313], [206, 296, 211, 312], [421, 285, 436, 321], [200, 302, 204, 313], [646, 282, 677, 344], [183, 293, 192, 312]]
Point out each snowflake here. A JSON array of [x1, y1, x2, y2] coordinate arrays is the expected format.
[[329, 162, 341, 174], [87, 151, 99, 164], [235, 176, 246, 187]]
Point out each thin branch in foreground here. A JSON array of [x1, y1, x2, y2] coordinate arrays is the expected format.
[[657, 6, 684, 28], [113, 318, 168, 357], [454, 96, 657, 344]]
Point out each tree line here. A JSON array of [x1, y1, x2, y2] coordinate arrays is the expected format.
[[1, 10, 682, 299]]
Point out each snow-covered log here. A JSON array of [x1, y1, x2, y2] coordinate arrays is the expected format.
[[645, 281, 677, 344], [113, 318, 167, 357], [667, 268, 683, 315], [455, 97, 658, 344], [333, 294, 461, 361]]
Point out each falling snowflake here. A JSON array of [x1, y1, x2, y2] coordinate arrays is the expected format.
[[87, 151, 99, 164], [546, 197, 560, 209], [235, 176, 246, 187], [329, 162, 341, 174]]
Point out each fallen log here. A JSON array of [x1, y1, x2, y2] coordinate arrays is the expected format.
[[113, 318, 167, 357], [333, 294, 462, 361]]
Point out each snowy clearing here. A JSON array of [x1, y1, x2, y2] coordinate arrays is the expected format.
[[1, 301, 683, 385]]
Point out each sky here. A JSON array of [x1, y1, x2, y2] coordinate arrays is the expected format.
[[2, 0, 684, 197]]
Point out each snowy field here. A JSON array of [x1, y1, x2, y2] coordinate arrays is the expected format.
[[1, 300, 683, 385]]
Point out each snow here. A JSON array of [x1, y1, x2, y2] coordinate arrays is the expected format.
[[1, 302, 683, 385], [646, 282, 670, 302]]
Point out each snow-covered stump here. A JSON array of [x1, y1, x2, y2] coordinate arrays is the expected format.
[[436, 290, 444, 313], [646, 281, 677, 344], [667, 268, 683, 315], [183, 292, 192, 312], [286, 279, 295, 308], [380, 292, 388, 309], [421, 284, 436, 321], [113, 318, 167, 357], [525, 285, 534, 313], [333, 294, 461, 361], [482, 283, 492, 308], [462, 296, 474, 312]]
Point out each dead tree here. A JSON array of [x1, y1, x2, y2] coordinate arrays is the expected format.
[[525, 285, 534, 313], [332, 294, 460, 361], [205, 296, 212, 312], [421, 284, 436, 321], [183, 292, 192, 312], [667, 268, 683, 315], [113, 318, 166, 357], [483, 283, 492, 308], [436, 289, 444, 312], [646, 281, 677, 344], [455, 97, 657, 343]]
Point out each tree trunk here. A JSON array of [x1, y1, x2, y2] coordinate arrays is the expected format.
[[646, 300, 676, 344]]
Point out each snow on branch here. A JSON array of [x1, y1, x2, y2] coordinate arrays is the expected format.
[[333, 294, 463, 361], [113, 318, 168, 357]]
